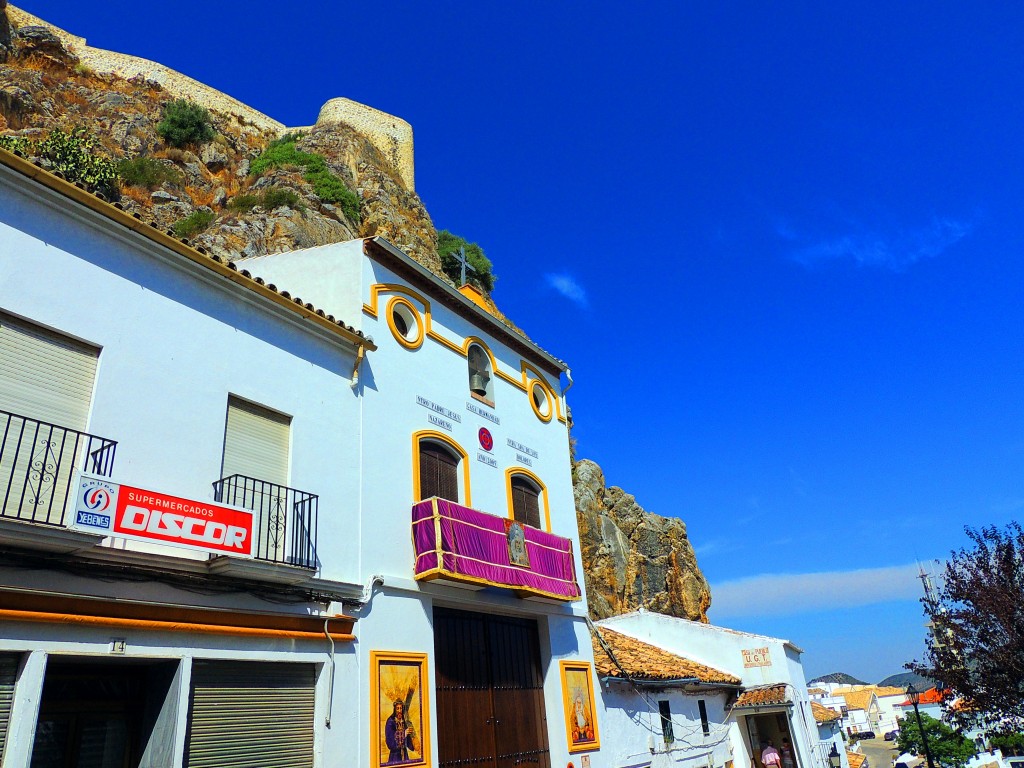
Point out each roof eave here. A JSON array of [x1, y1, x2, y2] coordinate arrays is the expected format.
[[365, 236, 568, 375], [0, 147, 376, 354]]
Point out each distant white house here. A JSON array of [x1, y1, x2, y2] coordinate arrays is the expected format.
[[811, 702, 846, 768], [832, 687, 882, 735], [592, 611, 849, 768]]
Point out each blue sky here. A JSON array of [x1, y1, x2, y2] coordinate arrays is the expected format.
[[22, 1, 1024, 682]]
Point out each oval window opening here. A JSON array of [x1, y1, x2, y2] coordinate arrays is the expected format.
[[530, 380, 552, 421], [388, 298, 422, 348]]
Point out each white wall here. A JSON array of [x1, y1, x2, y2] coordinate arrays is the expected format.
[[875, 694, 904, 734], [600, 683, 735, 768], [598, 614, 824, 768], [0, 172, 364, 585], [243, 237, 600, 764], [1, 167, 600, 767]]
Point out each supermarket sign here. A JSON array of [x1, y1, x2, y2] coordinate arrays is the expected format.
[[71, 475, 255, 558]]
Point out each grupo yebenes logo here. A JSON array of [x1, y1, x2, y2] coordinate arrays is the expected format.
[[83, 486, 113, 512], [74, 477, 119, 531]]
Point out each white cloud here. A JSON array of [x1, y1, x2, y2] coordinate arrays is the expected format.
[[789, 217, 973, 271], [545, 273, 588, 307], [709, 562, 926, 619]]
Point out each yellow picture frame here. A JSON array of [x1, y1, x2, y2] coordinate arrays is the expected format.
[[559, 660, 601, 753], [370, 650, 431, 768]]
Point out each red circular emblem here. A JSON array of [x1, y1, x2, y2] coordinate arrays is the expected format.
[[478, 427, 494, 451]]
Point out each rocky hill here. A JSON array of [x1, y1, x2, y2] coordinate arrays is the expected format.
[[877, 672, 935, 689], [809, 672, 869, 686], [0, 4, 712, 623], [574, 459, 711, 621], [0, 6, 437, 267]]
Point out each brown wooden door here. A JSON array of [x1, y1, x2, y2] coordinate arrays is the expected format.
[[434, 608, 550, 768]]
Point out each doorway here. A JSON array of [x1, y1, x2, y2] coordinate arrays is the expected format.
[[746, 712, 801, 768], [30, 657, 179, 768], [434, 607, 550, 768]]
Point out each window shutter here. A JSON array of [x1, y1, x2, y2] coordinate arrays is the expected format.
[[419, 442, 459, 502], [0, 315, 99, 523], [511, 476, 541, 528], [221, 397, 290, 486], [186, 661, 315, 768], [0, 313, 98, 431], [0, 654, 17, 762]]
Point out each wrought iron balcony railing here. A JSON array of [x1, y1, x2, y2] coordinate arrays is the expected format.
[[0, 409, 117, 527], [212, 474, 318, 569]]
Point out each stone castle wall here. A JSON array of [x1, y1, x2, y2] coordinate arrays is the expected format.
[[317, 99, 414, 191], [6, 5, 416, 189]]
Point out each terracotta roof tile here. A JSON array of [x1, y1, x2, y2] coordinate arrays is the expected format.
[[808, 687, 828, 695], [812, 702, 843, 724], [592, 629, 740, 685], [874, 686, 908, 698], [898, 688, 945, 706], [734, 684, 790, 708], [840, 691, 875, 712], [847, 752, 867, 768]]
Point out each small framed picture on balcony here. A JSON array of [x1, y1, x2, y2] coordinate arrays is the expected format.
[[504, 519, 531, 568], [560, 660, 601, 753], [371, 651, 431, 768]]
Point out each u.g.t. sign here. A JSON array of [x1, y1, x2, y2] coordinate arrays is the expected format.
[[71, 475, 255, 558], [742, 647, 772, 668]]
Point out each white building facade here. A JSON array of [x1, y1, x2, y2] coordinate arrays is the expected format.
[[593, 612, 845, 768], [0, 146, 600, 768]]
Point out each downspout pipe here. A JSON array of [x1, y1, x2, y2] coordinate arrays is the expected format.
[[324, 575, 383, 727], [350, 574, 385, 607], [351, 345, 367, 389], [324, 617, 336, 728]]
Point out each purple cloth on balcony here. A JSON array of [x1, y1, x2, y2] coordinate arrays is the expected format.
[[412, 498, 581, 601]]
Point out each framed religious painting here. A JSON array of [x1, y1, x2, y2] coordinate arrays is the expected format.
[[559, 660, 601, 753], [371, 651, 431, 768]]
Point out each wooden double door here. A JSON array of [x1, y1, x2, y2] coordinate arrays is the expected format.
[[434, 608, 551, 768]]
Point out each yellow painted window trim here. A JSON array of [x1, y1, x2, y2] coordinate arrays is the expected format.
[[366, 283, 568, 424], [386, 295, 425, 349], [504, 466, 551, 531], [412, 429, 472, 507], [528, 379, 554, 423]]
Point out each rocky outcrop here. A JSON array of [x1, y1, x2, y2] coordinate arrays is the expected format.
[[0, 11, 438, 267], [574, 459, 711, 622]]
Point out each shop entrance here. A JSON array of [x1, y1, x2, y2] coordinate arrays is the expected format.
[[30, 657, 179, 768], [434, 607, 551, 768], [746, 711, 801, 768]]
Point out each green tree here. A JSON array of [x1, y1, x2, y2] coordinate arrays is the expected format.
[[988, 732, 1024, 755], [897, 712, 976, 768], [437, 230, 495, 292], [910, 523, 1024, 731], [157, 100, 216, 148]]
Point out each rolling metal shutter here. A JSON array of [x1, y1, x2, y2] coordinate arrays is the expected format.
[[221, 397, 290, 486], [186, 661, 315, 768], [0, 313, 99, 431], [0, 654, 19, 761]]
